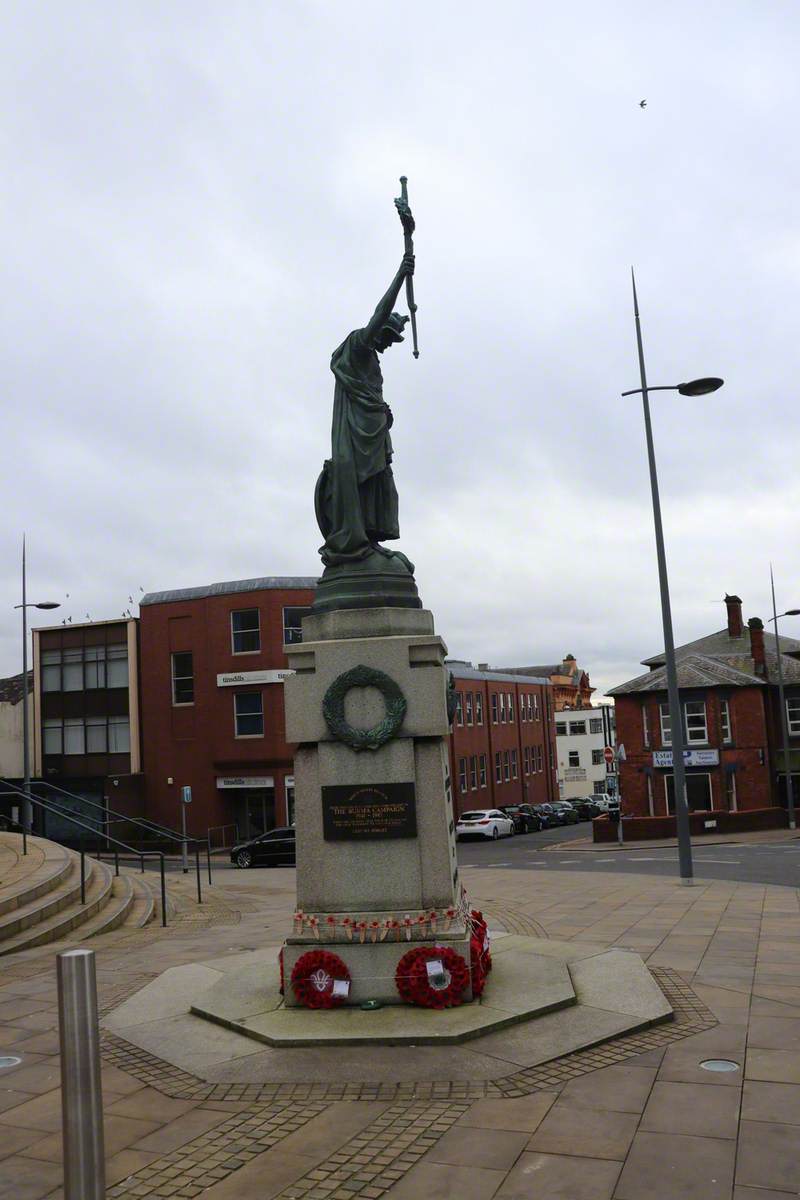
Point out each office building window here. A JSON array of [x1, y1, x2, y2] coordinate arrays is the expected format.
[[108, 716, 131, 753], [685, 700, 707, 744], [510, 748, 518, 779], [533, 694, 540, 720], [524, 746, 531, 774], [41, 650, 61, 692], [64, 718, 85, 755], [479, 753, 487, 787], [642, 704, 650, 748], [660, 703, 671, 746], [499, 692, 506, 723], [520, 695, 527, 722], [171, 652, 194, 705], [43, 719, 62, 754], [465, 692, 473, 726], [455, 692, 464, 726], [232, 609, 260, 654], [537, 745, 544, 771], [459, 757, 468, 793], [569, 721, 586, 735], [84, 647, 105, 689], [63, 649, 83, 691], [234, 692, 264, 737], [555, 722, 566, 736], [568, 750, 580, 767], [475, 693, 484, 725], [495, 751, 502, 784], [86, 716, 107, 753], [469, 756, 478, 790], [107, 645, 128, 688], [283, 607, 311, 645], [589, 718, 602, 734], [491, 693, 498, 724], [720, 699, 732, 744], [786, 697, 800, 735], [508, 693, 514, 721], [592, 749, 604, 765], [503, 749, 511, 781]]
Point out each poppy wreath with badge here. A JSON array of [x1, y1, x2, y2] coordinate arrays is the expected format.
[[395, 945, 470, 1009], [291, 950, 351, 1009]]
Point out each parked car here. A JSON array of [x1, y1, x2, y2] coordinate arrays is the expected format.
[[571, 798, 601, 820], [499, 804, 542, 833], [550, 801, 580, 825], [532, 803, 561, 829], [516, 804, 543, 832], [590, 795, 612, 813], [231, 826, 296, 868], [498, 805, 527, 834], [456, 809, 515, 840]]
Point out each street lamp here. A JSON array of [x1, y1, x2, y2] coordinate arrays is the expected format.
[[768, 566, 799, 830], [624, 271, 724, 885], [13, 537, 60, 830]]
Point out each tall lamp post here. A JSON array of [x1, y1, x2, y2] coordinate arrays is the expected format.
[[768, 566, 799, 831], [13, 538, 60, 830], [623, 272, 724, 884]]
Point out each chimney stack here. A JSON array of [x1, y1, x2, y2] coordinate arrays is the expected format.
[[748, 616, 766, 675], [725, 594, 743, 639]]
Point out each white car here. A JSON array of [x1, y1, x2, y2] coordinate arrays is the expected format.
[[456, 809, 515, 840]]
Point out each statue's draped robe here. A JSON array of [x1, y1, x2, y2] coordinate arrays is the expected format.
[[315, 329, 400, 566]]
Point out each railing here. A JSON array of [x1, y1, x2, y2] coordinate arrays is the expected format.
[[2, 778, 211, 904], [207, 822, 239, 852], [0, 787, 168, 927]]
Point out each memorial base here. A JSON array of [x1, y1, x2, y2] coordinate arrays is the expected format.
[[282, 931, 474, 1007]]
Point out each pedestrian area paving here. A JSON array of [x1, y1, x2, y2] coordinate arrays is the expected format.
[[1, 857, 799, 1199]]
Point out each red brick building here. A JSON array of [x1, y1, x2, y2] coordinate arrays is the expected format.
[[609, 595, 800, 818], [447, 663, 559, 816], [500, 655, 594, 711], [139, 577, 316, 841]]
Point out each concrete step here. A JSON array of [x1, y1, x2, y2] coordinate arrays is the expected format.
[[0, 857, 87, 939], [0, 833, 73, 917], [0, 856, 115, 956], [124, 873, 156, 928], [73, 873, 136, 941]]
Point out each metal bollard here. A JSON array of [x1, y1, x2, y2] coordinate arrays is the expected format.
[[57, 949, 106, 1200]]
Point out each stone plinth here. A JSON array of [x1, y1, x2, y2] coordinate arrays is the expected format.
[[282, 607, 467, 1006]]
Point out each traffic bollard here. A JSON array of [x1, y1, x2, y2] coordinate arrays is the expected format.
[[57, 948, 106, 1200]]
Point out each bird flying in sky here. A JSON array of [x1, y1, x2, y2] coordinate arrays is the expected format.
[[639, 99, 647, 108]]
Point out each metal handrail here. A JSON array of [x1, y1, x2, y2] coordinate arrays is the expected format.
[[3, 777, 211, 901], [0, 787, 168, 927]]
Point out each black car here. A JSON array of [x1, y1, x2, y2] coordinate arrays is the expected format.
[[230, 826, 296, 868], [571, 798, 601, 820], [550, 801, 581, 825], [532, 803, 560, 829], [498, 805, 526, 833]]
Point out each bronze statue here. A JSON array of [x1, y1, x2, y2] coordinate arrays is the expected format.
[[312, 182, 422, 614]]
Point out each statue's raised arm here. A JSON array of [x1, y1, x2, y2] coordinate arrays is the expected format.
[[363, 252, 414, 348]]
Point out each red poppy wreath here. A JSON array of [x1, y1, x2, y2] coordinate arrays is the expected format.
[[395, 945, 470, 1008], [291, 950, 351, 1009]]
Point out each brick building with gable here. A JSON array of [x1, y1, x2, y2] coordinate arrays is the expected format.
[[609, 595, 800, 819]]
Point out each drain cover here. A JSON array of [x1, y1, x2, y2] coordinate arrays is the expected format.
[[0, 1056, 22, 1069], [699, 1058, 740, 1073]]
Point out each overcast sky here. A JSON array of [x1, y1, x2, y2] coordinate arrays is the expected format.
[[2, 1, 798, 698]]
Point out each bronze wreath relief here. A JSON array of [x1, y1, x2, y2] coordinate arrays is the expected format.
[[322, 665, 407, 751]]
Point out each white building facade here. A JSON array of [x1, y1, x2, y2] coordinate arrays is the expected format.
[[556, 704, 616, 800]]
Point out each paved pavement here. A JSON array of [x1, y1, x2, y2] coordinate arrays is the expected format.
[[1, 853, 800, 1198]]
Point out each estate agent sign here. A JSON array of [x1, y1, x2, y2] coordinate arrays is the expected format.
[[652, 749, 720, 768]]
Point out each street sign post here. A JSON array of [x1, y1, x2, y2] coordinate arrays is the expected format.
[[180, 787, 191, 873]]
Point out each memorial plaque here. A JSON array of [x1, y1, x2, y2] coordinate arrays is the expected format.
[[322, 783, 417, 841]]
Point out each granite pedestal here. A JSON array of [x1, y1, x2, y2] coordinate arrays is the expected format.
[[283, 607, 472, 1006]]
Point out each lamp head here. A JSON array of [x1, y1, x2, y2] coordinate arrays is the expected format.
[[35, 602, 60, 610], [677, 377, 724, 396], [784, 609, 800, 617]]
